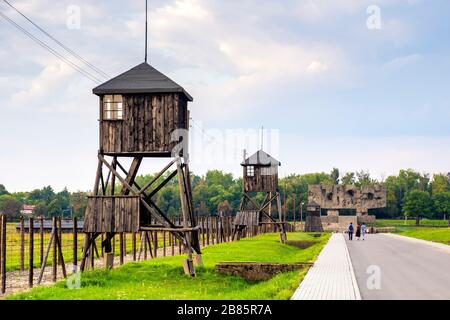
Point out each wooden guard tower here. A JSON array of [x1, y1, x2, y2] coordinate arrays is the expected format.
[[233, 150, 287, 243], [81, 62, 201, 276]]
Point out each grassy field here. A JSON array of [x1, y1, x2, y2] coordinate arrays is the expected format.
[[374, 219, 450, 244], [3, 222, 172, 272], [375, 219, 448, 232], [8, 232, 330, 300], [398, 228, 450, 245]]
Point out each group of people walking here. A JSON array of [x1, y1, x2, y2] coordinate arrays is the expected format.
[[347, 222, 366, 241]]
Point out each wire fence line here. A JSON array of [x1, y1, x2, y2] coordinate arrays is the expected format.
[[0, 214, 293, 296]]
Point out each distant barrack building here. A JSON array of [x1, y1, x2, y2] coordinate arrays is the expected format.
[[15, 220, 85, 233]]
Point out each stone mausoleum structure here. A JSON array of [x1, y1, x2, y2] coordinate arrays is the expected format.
[[307, 184, 387, 231]]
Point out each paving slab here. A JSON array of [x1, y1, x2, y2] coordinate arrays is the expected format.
[[291, 233, 361, 300]]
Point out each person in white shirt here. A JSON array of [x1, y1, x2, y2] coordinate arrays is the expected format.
[[361, 223, 367, 240]]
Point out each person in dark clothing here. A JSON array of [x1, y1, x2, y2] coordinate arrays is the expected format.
[[348, 222, 354, 240], [355, 224, 361, 240]]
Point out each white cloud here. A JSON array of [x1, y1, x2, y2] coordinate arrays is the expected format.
[[383, 54, 421, 69], [10, 61, 75, 107]]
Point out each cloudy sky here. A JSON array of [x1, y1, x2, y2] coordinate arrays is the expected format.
[[1, 0, 450, 192]]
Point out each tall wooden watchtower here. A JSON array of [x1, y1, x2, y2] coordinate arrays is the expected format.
[[233, 150, 287, 243], [81, 62, 201, 276]]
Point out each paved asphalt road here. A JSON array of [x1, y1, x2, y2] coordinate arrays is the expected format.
[[346, 233, 450, 300]]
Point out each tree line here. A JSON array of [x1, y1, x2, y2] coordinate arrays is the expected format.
[[1, 168, 449, 223]]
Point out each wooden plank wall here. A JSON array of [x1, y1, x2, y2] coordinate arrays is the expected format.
[[84, 196, 140, 233], [234, 211, 260, 226], [100, 93, 188, 154], [244, 166, 278, 192]]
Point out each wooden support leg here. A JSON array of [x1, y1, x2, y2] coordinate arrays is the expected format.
[[37, 229, 54, 284], [276, 193, 287, 243], [177, 162, 195, 277], [80, 234, 91, 272]]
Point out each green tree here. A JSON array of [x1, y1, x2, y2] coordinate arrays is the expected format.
[[218, 200, 232, 216], [403, 190, 433, 225], [355, 170, 374, 187], [47, 198, 63, 217], [341, 172, 356, 185], [431, 174, 450, 195], [330, 168, 340, 184], [0, 195, 22, 219], [0, 184, 8, 196], [433, 192, 450, 224], [56, 187, 70, 210], [70, 191, 88, 218]]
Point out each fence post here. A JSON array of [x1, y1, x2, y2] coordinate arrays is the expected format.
[[120, 232, 124, 265], [144, 232, 148, 260], [40, 217, 44, 266], [163, 231, 166, 257], [29, 217, 34, 288], [170, 231, 174, 256], [132, 232, 137, 261], [52, 217, 57, 282], [216, 217, 219, 244], [20, 216, 24, 272], [201, 217, 205, 247], [73, 217, 78, 273], [178, 217, 182, 254], [1, 215, 6, 294], [229, 216, 232, 241], [57, 217, 62, 266], [153, 231, 158, 258], [206, 216, 210, 245]]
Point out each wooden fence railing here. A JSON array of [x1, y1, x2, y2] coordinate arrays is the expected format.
[[0, 214, 293, 295]]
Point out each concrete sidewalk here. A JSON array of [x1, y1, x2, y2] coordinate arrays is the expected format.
[[291, 233, 361, 300]]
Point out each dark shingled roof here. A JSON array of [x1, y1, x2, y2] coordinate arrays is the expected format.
[[241, 150, 281, 166], [92, 62, 193, 101], [307, 200, 320, 207]]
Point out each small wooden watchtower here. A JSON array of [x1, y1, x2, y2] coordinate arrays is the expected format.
[[233, 150, 287, 243], [81, 62, 201, 276]]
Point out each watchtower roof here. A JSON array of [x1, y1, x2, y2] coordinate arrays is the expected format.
[[92, 62, 193, 101], [307, 200, 320, 207], [241, 150, 281, 167]]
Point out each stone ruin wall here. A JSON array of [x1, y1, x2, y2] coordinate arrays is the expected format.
[[308, 184, 387, 216]]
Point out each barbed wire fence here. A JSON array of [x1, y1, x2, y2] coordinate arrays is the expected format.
[[0, 214, 293, 296]]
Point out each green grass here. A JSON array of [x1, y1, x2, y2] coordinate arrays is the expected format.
[[3, 223, 170, 272], [398, 228, 450, 245], [374, 219, 450, 245], [8, 232, 329, 300], [375, 219, 448, 232]]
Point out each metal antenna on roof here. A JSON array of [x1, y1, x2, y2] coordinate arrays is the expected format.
[[145, 0, 148, 63], [260, 126, 264, 151]]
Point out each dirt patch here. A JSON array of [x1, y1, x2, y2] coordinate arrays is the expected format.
[[215, 262, 312, 281], [286, 240, 317, 249]]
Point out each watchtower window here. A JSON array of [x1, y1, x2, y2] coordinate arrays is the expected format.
[[103, 95, 123, 120], [247, 166, 255, 177]]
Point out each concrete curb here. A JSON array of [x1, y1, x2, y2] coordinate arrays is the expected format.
[[383, 233, 450, 254]]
